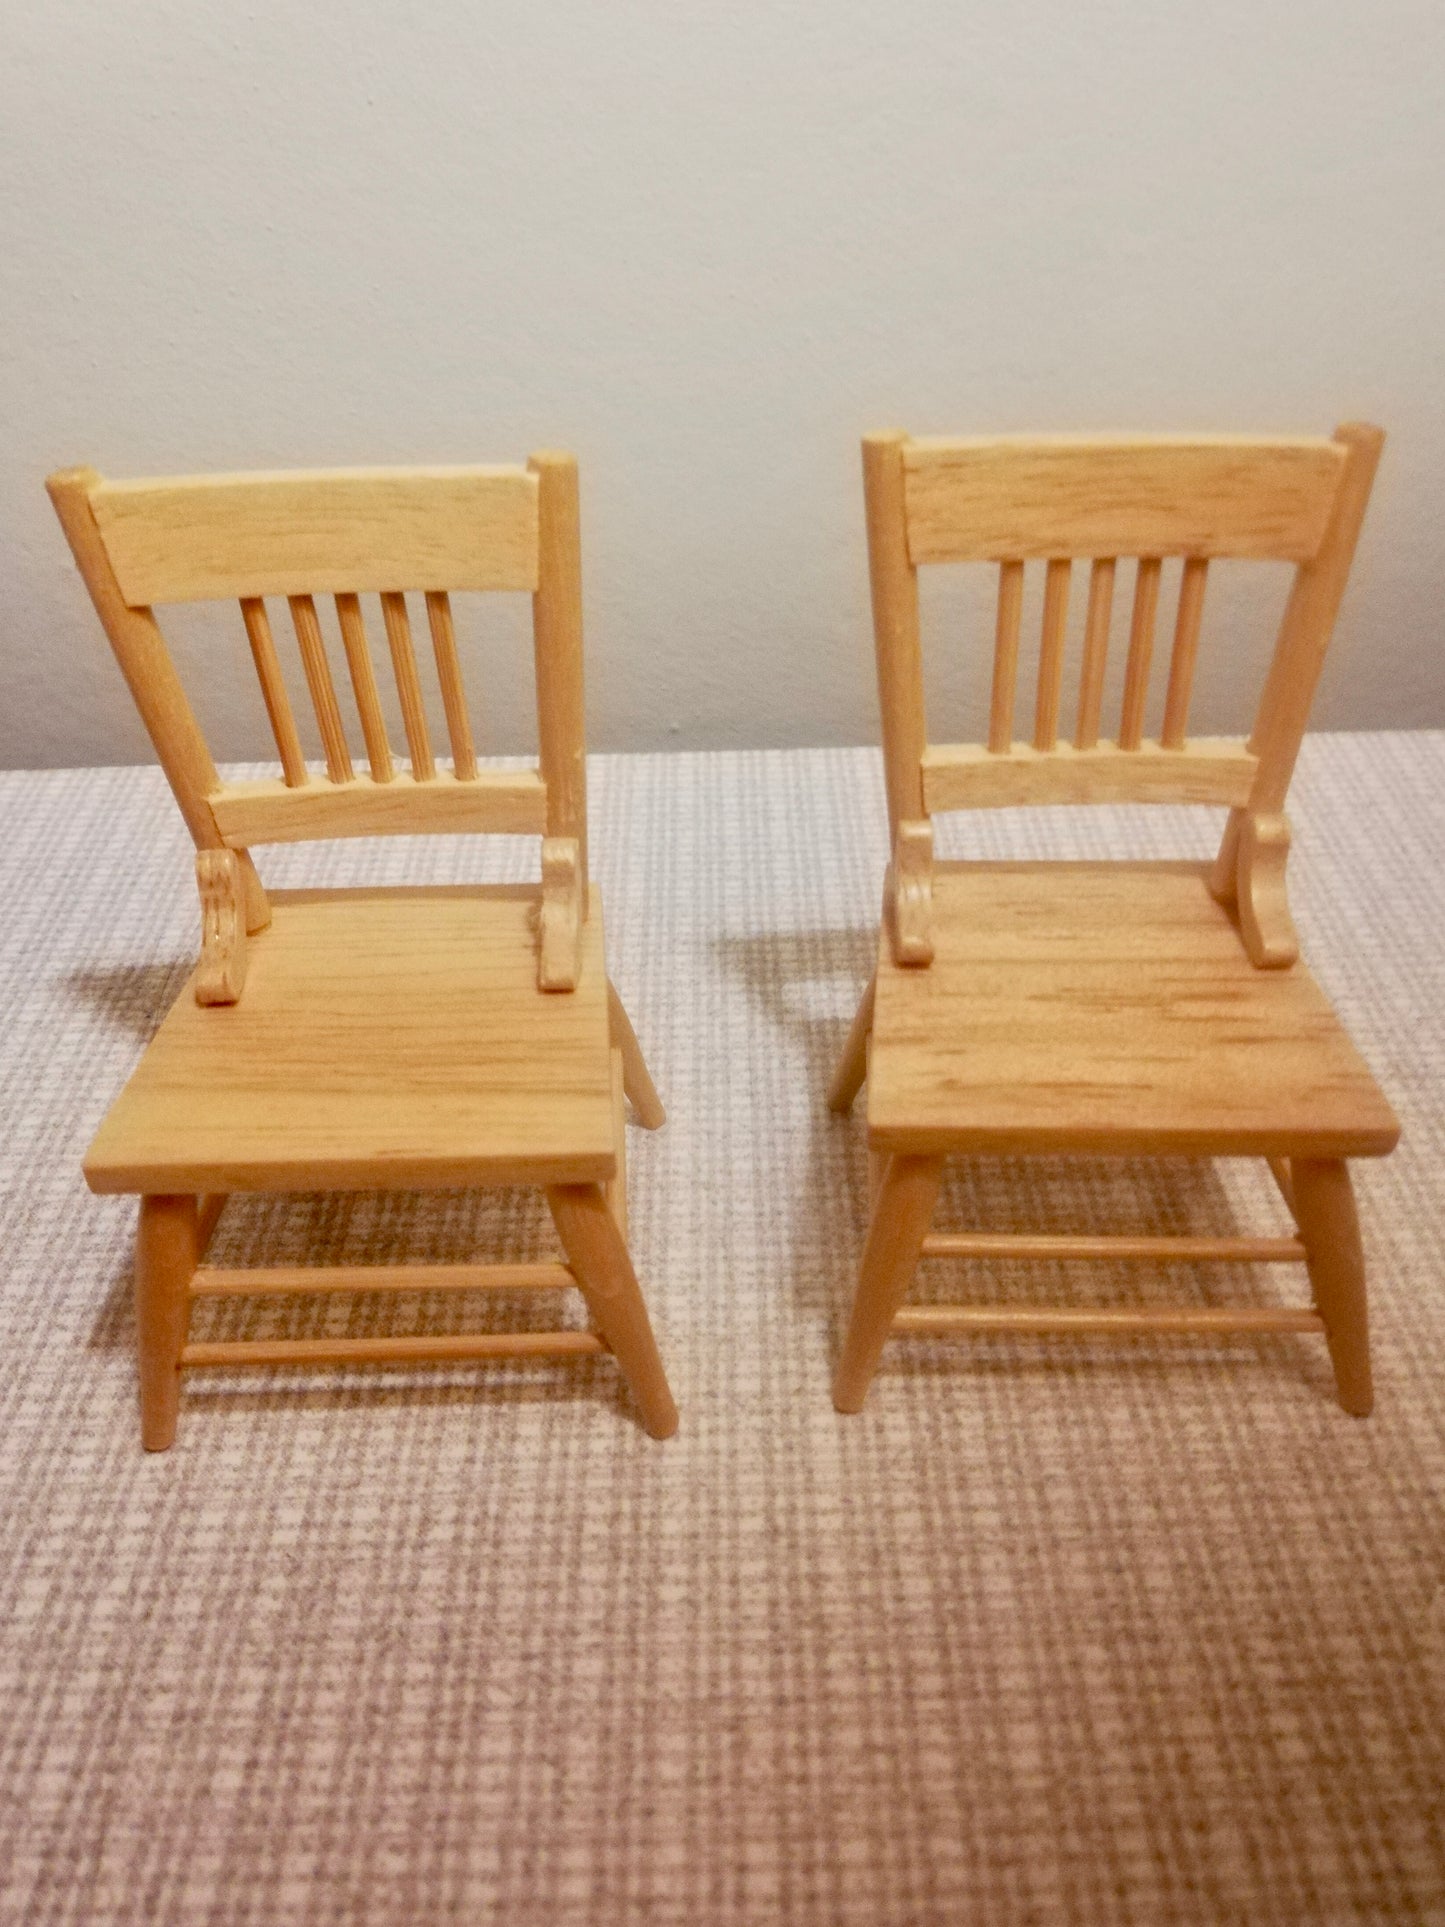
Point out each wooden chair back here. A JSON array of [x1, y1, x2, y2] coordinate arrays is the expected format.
[[863, 427, 1383, 837], [47, 456, 588, 890]]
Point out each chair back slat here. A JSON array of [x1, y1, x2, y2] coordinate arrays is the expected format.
[[1033, 559, 1071, 749], [1118, 557, 1161, 750], [988, 561, 1023, 752], [381, 592, 435, 780], [1160, 558, 1209, 749], [288, 596, 353, 783], [335, 593, 394, 783], [240, 597, 308, 787], [426, 591, 478, 780], [1074, 558, 1115, 749]]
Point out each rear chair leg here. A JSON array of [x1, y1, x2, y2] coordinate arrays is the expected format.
[[136, 1195, 198, 1450], [547, 1183, 677, 1438], [1292, 1157, 1373, 1416], [607, 981, 666, 1129], [827, 973, 876, 1115], [833, 1152, 942, 1414]]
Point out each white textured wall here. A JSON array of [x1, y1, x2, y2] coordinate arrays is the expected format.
[[4, 0, 1443, 769]]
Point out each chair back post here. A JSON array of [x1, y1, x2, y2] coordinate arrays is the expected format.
[[529, 451, 589, 899], [862, 433, 928, 844]]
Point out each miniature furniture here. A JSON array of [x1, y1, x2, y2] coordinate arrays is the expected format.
[[829, 425, 1398, 1415], [49, 455, 678, 1447]]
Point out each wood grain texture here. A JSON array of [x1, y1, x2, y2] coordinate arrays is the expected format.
[[1118, 557, 1162, 749], [241, 598, 309, 787], [335, 594, 394, 783], [425, 591, 477, 779], [84, 884, 617, 1194], [194, 848, 247, 1006], [902, 437, 1346, 563], [381, 592, 434, 779], [862, 434, 928, 832], [886, 818, 934, 966], [289, 595, 353, 782], [530, 453, 589, 892], [1033, 559, 1071, 749], [1073, 557, 1115, 749], [135, 1195, 197, 1450], [89, 467, 541, 603], [209, 769, 547, 845], [921, 738, 1257, 811], [866, 861, 1400, 1159]]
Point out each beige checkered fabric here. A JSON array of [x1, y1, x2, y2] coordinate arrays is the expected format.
[[1, 737, 1442, 1923]]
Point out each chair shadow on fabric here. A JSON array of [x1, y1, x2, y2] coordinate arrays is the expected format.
[[717, 923, 1338, 1402], [66, 961, 194, 1047]]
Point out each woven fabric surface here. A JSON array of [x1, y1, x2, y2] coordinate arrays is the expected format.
[[0, 737, 1442, 1925]]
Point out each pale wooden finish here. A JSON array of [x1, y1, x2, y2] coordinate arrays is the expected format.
[[902, 437, 1347, 563], [381, 591, 434, 779], [922, 739, 1257, 811], [607, 980, 667, 1130], [88, 467, 540, 602], [989, 561, 1024, 753], [190, 1262, 577, 1296], [608, 1048, 629, 1240], [426, 590, 477, 779], [1118, 556, 1161, 750], [894, 1305, 1325, 1337], [885, 818, 934, 966], [289, 595, 353, 782], [548, 1184, 679, 1438], [335, 593, 394, 782], [1161, 557, 1209, 748], [209, 769, 547, 846], [194, 849, 248, 1005], [1292, 1157, 1373, 1415], [530, 453, 589, 894], [197, 1194, 228, 1251], [1073, 559, 1115, 749], [241, 598, 309, 786], [835, 422, 1391, 1414], [539, 837, 584, 992], [136, 1194, 198, 1451], [1033, 558, 1071, 749], [183, 1332, 606, 1367]]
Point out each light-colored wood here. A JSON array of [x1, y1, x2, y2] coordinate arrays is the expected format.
[[1233, 811, 1299, 968], [289, 595, 353, 782], [885, 819, 934, 966], [548, 1184, 678, 1438], [241, 597, 309, 787], [85, 885, 618, 1195], [863, 434, 928, 835], [426, 590, 477, 779], [209, 769, 547, 846], [539, 836, 584, 992], [832, 1154, 942, 1412], [988, 560, 1024, 753], [1268, 1155, 1297, 1219], [1033, 559, 1071, 749], [921, 1232, 1306, 1262], [1074, 558, 1115, 749], [530, 453, 589, 895], [922, 738, 1256, 811], [195, 849, 248, 1005], [381, 591, 434, 779], [867, 862, 1399, 1160], [893, 1305, 1324, 1337], [88, 467, 541, 602], [902, 437, 1347, 563], [607, 980, 666, 1129], [1292, 1157, 1373, 1415], [1118, 557, 1161, 749], [1161, 557, 1209, 748], [197, 1194, 228, 1252], [190, 1262, 577, 1296], [335, 593, 394, 783], [182, 1332, 606, 1367], [827, 972, 876, 1115], [608, 1048, 629, 1241], [136, 1195, 197, 1450]]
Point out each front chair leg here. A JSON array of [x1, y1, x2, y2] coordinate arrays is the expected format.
[[833, 1152, 942, 1414], [547, 1183, 678, 1438], [606, 980, 666, 1129], [136, 1195, 198, 1450], [1292, 1158, 1373, 1416], [827, 973, 876, 1114]]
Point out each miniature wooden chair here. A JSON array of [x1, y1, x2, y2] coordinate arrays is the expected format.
[[49, 455, 677, 1447], [829, 425, 1399, 1415]]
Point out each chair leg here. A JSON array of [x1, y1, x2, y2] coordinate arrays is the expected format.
[[136, 1195, 198, 1451], [833, 1152, 942, 1414], [547, 1183, 678, 1438], [607, 980, 666, 1129], [1292, 1157, 1373, 1416], [827, 973, 876, 1114], [607, 1047, 629, 1241]]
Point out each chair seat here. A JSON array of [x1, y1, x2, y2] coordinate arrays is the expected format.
[[867, 861, 1399, 1160], [85, 884, 617, 1195]]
